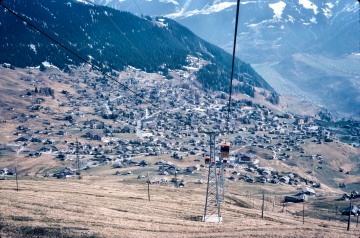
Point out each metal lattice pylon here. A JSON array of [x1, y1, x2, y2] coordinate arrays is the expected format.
[[203, 133, 222, 223], [218, 164, 225, 202]]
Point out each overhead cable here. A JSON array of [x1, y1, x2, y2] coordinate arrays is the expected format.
[[226, 0, 241, 134]]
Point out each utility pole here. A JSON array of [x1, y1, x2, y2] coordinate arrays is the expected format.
[[75, 138, 81, 179], [261, 189, 265, 219], [273, 195, 276, 212], [147, 172, 151, 202], [175, 171, 178, 188], [203, 132, 222, 223], [347, 199, 352, 231], [334, 205, 338, 220], [302, 201, 305, 224], [15, 162, 18, 191]]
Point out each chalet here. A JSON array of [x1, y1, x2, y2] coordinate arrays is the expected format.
[[262, 170, 271, 177], [57, 130, 67, 136], [295, 117, 305, 125], [178, 180, 187, 187], [1, 168, 15, 176], [185, 166, 195, 174], [284, 194, 307, 203], [341, 205, 359, 216], [279, 176, 290, 184], [85, 131, 103, 141], [229, 175, 236, 180], [139, 160, 150, 167], [300, 187, 316, 197], [242, 174, 255, 183], [15, 134, 32, 142], [44, 139, 55, 145], [238, 153, 256, 164], [31, 137, 43, 143], [258, 176, 268, 183], [57, 154, 66, 160]]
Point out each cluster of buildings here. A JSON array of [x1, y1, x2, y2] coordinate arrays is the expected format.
[[0, 61, 348, 190]]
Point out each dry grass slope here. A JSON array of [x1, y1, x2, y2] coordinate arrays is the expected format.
[[1, 177, 359, 238]]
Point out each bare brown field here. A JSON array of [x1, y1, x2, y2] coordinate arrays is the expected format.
[[1, 177, 359, 238]]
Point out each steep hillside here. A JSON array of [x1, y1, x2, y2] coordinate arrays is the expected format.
[[87, 0, 359, 62], [0, 0, 276, 97], [87, 0, 360, 118]]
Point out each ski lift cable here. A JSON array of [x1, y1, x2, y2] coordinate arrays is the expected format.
[[227, 0, 241, 135], [95, 3, 152, 71], [132, 0, 144, 17]]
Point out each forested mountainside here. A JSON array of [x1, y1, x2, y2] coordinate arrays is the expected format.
[[0, 0, 277, 98]]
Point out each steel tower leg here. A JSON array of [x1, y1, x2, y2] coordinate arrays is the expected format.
[[219, 164, 225, 202]]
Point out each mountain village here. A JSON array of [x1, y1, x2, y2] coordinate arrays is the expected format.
[[1, 61, 358, 200]]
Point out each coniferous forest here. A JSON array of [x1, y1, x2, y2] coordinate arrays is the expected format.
[[0, 0, 277, 99]]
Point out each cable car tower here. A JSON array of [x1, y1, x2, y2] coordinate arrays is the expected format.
[[202, 132, 231, 222], [202, 132, 222, 222]]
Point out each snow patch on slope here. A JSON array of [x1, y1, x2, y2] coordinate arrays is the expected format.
[[42, 61, 59, 70], [309, 16, 317, 23], [166, 1, 237, 18], [76, 0, 94, 6], [29, 44, 37, 54], [159, 0, 179, 5], [322, 2, 334, 18], [268, 1, 286, 19], [298, 0, 318, 14]]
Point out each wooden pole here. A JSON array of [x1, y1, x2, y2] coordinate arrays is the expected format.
[[282, 196, 285, 213], [347, 200, 352, 231], [251, 191, 254, 208], [356, 214, 358, 228], [175, 171, 178, 188], [261, 189, 265, 219], [147, 172, 151, 202], [334, 205, 338, 220], [272, 195, 275, 212], [302, 201, 305, 224], [15, 163, 19, 191]]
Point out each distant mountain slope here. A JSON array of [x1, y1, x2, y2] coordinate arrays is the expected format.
[[273, 54, 360, 117], [87, 0, 359, 62], [86, 0, 360, 117], [0, 0, 276, 97]]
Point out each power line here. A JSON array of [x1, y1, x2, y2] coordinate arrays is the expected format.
[[95, 4, 152, 70], [132, 0, 144, 17], [226, 0, 241, 133]]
